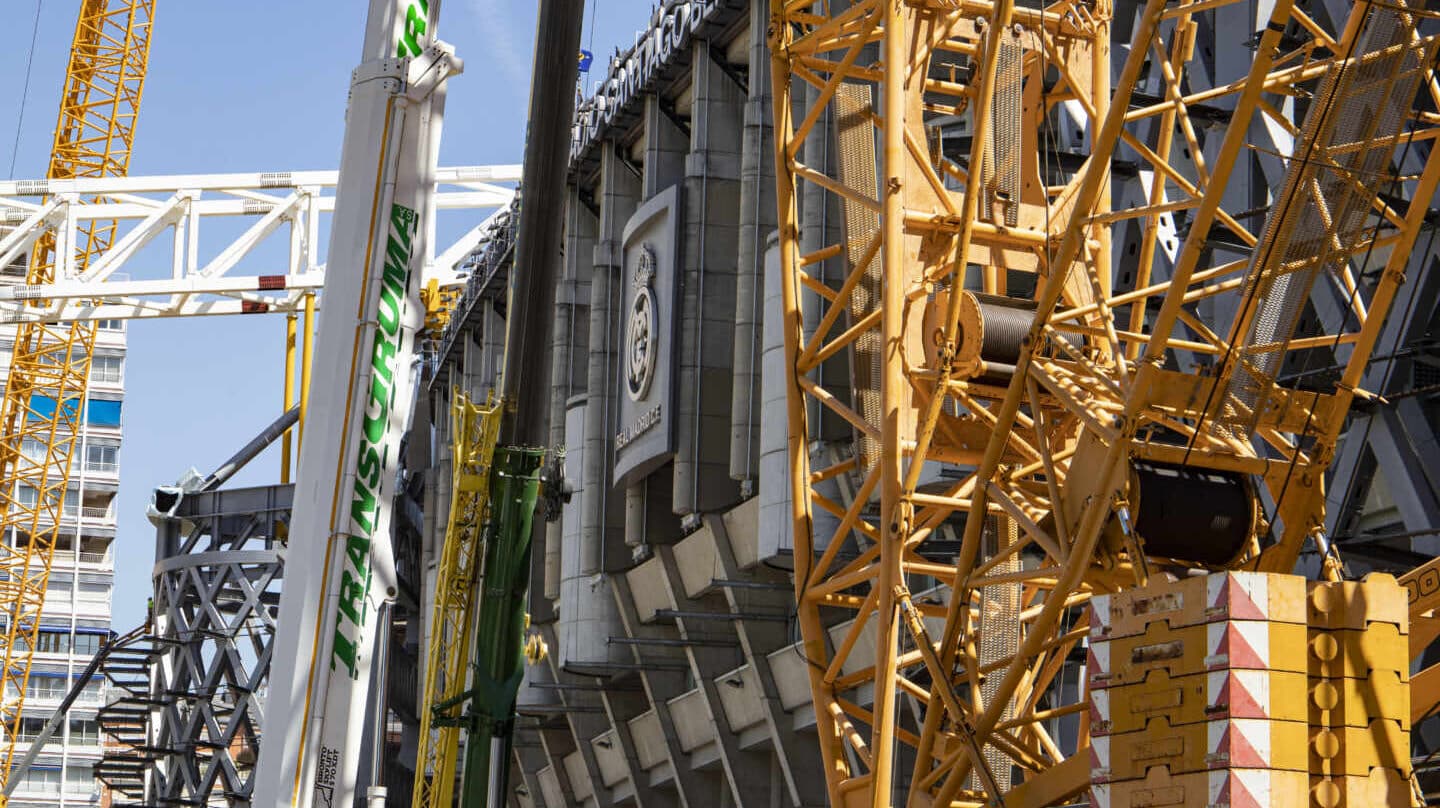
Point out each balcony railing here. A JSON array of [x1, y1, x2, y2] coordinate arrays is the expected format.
[[40, 550, 112, 567], [16, 689, 104, 706], [18, 453, 121, 473], [12, 503, 114, 523]]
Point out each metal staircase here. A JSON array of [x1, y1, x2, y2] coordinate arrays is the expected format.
[[94, 626, 167, 805]]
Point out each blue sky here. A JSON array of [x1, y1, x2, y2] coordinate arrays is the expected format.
[[0, 1, 652, 629]]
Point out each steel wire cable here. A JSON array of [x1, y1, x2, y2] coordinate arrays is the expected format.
[[1245, 45, 1438, 565], [1178, 5, 1375, 464], [8, 0, 44, 180], [1321, 207, 1439, 548]]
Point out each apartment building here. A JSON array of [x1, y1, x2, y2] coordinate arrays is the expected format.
[[0, 306, 123, 808]]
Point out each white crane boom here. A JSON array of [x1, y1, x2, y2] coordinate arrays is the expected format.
[[252, 2, 457, 806]]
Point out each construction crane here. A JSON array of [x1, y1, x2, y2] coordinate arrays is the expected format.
[[0, 0, 153, 800], [411, 391, 505, 808], [0, 2, 522, 805], [768, 0, 1440, 804], [249, 2, 470, 807], [411, 3, 581, 805]]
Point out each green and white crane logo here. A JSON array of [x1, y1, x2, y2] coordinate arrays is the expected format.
[[332, 203, 416, 678]]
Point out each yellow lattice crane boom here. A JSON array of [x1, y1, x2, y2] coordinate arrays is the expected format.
[[0, 0, 153, 793], [768, 0, 1440, 803], [412, 390, 504, 808]]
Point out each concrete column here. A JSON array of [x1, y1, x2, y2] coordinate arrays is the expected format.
[[561, 143, 635, 672], [623, 471, 677, 553], [582, 143, 640, 574], [757, 233, 793, 561], [673, 39, 745, 516], [644, 94, 689, 200], [546, 189, 595, 601], [798, 68, 850, 445], [730, 5, 777, 486]]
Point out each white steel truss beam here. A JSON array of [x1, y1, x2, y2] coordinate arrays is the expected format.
[[0, 166, 519, 324]]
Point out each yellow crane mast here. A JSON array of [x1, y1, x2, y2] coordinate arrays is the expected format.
[[769, 0, 1440, 803], [412, 390, 504, 808], [0, 0, 153, 792]]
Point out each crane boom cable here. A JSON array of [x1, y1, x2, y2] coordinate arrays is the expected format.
[[7, 0, 44, 180], [1179, 2, 1373, 465], [0, 0, 153, 793], [1257, 91, 1428, 569]]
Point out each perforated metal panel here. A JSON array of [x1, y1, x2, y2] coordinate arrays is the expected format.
[[988, 27, 1024, 228], [972, 516, 1019, 792], [834, 84, 885, 471], [1221, 2, 1431, 436]]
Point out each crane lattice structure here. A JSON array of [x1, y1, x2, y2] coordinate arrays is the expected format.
[[412, 391, 504, 808], [0, 0, 154, 790], [768, 0, 1440, 803]]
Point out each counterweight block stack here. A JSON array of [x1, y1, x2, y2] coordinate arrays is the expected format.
[[1088, 572, 1412, 807]]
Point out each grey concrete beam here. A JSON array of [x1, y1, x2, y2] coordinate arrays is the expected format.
[[706, 514, 827, 807], [653, 545, 772, 807], [608, 572, 713, 808], [598, 677, 680, 808]]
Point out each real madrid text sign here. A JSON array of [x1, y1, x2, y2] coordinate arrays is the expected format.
[[613, 186, 681, 485]]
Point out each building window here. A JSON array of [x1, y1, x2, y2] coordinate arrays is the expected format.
[[90, 355, 122, 383], [97, 319, 124, 332], [19, 767, 59, 795], [86, 443, 118, 473], [17, 716, 48, 742], [87, 398, 122, 427], [26, 677, 67, 701], [64, 764, 94, 795], [77, 582, 108, 604], [16, 486, 79, 516], [19, 438, 45, 462], [73, 632, 102, 656], [69, 719, 100, 746], [34, 630, 69, 654]]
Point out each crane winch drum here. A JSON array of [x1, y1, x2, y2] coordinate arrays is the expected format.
[[924, 289, 1037, 380]]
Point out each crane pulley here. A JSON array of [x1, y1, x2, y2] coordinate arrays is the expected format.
[[768, 0, 1440, 802]]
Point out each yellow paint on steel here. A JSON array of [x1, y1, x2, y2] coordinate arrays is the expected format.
[[282, 312, 297, 484], [298, 291, 316, 454], [0, 0, 154, 791], [411, 390, 504, 808], [769, 0, 1440, 802]]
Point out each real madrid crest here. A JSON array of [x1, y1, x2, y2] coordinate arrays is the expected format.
[[625, 245, 659, 402]]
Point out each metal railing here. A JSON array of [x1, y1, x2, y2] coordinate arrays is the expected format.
[[432, 195, 521, 367], [14, 453, 119, 476], [41, 550, 112, 566]]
